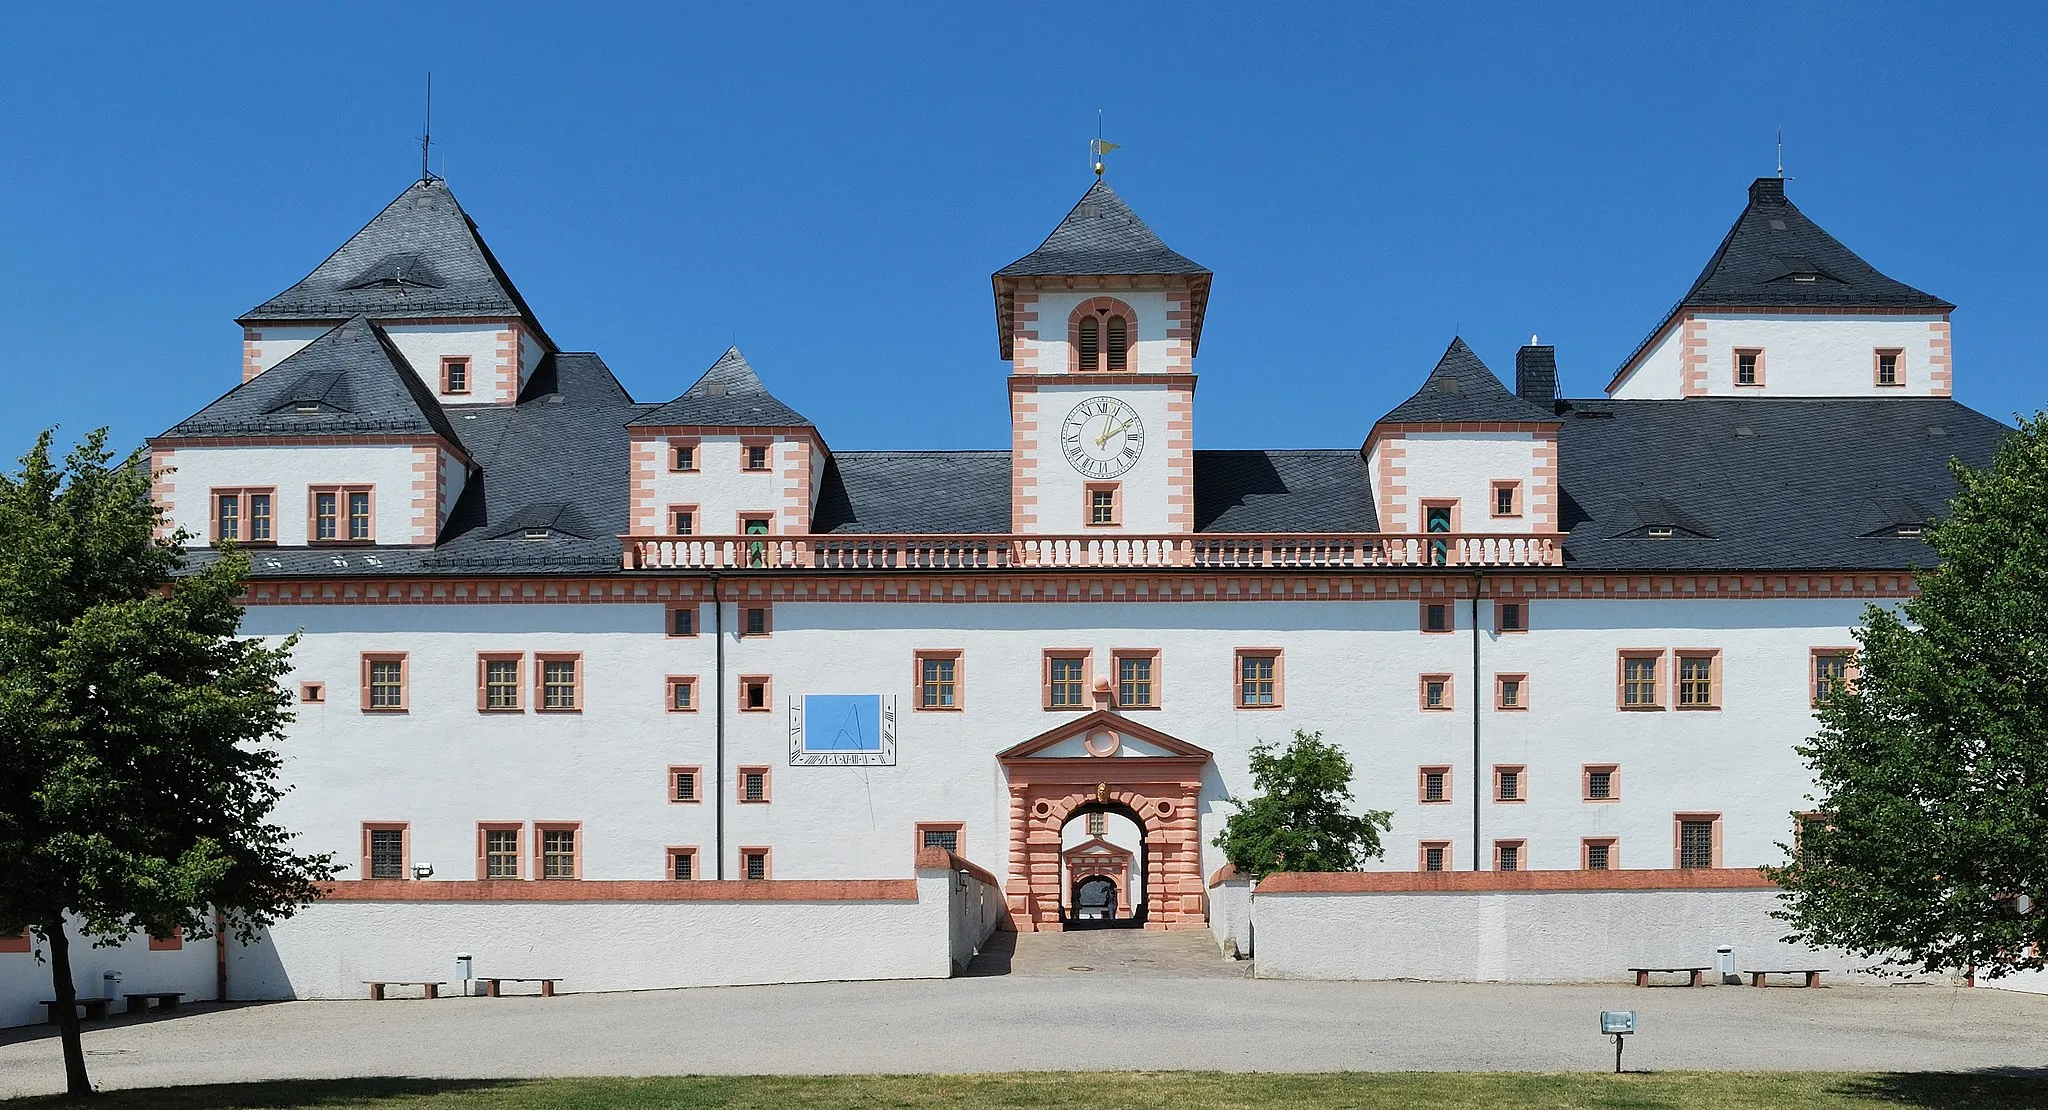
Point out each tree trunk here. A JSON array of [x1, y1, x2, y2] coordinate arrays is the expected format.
[[45, 920, 93, 1097]]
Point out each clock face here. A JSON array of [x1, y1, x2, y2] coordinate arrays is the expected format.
[[1060, 396, 1146, 479]]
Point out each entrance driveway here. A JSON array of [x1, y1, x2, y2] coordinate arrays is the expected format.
[[2, 937, 2044, 1096]]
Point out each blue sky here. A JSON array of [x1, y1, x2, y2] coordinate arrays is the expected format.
[[3, 3, 2043, 458]]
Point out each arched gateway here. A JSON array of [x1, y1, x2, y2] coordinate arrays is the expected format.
[[996, 710, 1212, 931]]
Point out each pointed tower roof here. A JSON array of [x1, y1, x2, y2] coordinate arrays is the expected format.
[[629, 347, 814, 428], [993, 181, 1213, 359], [240, 179, 555, 349], [1376, 338, 1558, 425], [161, 316, 466, 450], [1678, 178, 1952, 311], [1613, 178, 1952, 386]]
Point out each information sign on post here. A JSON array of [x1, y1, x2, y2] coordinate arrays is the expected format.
[[1599, 1011, 1636, 1073]]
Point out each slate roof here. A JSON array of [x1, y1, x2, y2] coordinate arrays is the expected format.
[[1616, 178, 1952, 383], [160, 317, 466, 448], [240, 179, 555, 349], [1195, 450, 1377, 532], [1551, 396, 2004, 570], [813, 452, 1012, 534], [993, 181, 1213, 360], [997, 181, 1210, 278], [1377, 338, 1559, 425], [630, 347, 814, 429]]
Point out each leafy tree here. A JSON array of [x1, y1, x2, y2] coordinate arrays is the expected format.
[[0, 429, 333, 1097], [1768, 413, 2048, 980], [1213, 729, 1391, 880]]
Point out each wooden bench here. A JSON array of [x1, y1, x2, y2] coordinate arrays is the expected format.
[[41, 997, 114, 1023], [363, 980, 446, 1000], [1746, 968, 1825, 988], [1629, 965, 1711, 987], [482, 977, 560, 998], [124, 991, 185, 1014]]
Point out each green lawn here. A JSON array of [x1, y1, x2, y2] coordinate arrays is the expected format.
[[5, 1073, 2047, 1110]]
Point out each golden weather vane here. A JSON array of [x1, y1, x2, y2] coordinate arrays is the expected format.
[[1090, 109, 1119, 177]]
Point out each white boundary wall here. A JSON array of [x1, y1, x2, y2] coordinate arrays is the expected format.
[[1207, 875, 1253, 957], [1252, 877, 1949, 984], [0, 919, 217, 1030]]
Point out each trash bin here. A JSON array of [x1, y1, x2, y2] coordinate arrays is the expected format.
[[1716, 945, 1736, 985]]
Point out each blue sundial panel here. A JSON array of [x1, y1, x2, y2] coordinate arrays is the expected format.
[[788, 694, 898, 766]]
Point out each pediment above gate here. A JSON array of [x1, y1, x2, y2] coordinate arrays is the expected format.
[[996, 709, 1212, 764]]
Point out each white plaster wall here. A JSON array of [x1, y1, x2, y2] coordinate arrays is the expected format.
[[226, 875, 953, 1000], [1391, 432, 1545, 534], [947, 869, 1005, 970], [246, 592, 1874, 902], [518, 330, 545, 392], [383, 324, 512, 406], [1024, 382, 1179, 533], [162, 445, 422, 546], [1023, 289, 1173, 376], [1982, 968, 2048, 994], [1607, 326, 1684, 399], [646, 436, 808, 534], [248, 326, 328, 377], [1251, 887, 1939, 984], [1611, 315, 1947, 399], [1696, 314, 1944, 397], [1207, 878, 1253, 956], [1, 921, 217, 1030]]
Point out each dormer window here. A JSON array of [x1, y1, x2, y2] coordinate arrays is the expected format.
[[522, 527, 550, 541], [1647, 525, 1675, 539], [293, 401, 320, 413], [442, 357, 470, 395], [1896, 525, 1923, 538]]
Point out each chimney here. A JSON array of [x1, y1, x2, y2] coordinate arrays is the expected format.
[[1515, 338, 1557, 407], [1749, 177, 1787, 205]]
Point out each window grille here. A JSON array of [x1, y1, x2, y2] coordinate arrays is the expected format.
[[1586, 842, 1611, 871], [1678, 820, 1716, 869], [673, 770, 696, 801], [1424, 845, 1445, 872], [1497, 843, 1520, 871], [1498, 769, 1520, 801], [368, 829, 404, 880], [921, 828, 959, 853], [744, 851, 767, 880], [743, 772, 766, 802], [1587, 769, 1613, 800], [1423, 770, 1446, 803], [672, 852, 693, 881]]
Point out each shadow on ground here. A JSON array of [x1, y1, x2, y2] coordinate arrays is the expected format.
[[1829, 1070, 2048, 1107], [0, 1004, 279, 1051], [1, 1078, 523, 1108]]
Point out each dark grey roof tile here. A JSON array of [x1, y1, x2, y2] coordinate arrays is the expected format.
[[630, 347, 813, 429], [996, 181, 1209, 277], [1377, 338, 1558, 425]]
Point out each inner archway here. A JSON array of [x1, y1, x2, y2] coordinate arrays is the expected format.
[[1060, 804, 1143, 928]]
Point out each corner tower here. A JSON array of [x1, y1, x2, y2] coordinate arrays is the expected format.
[[994, 181, 1210, 535]]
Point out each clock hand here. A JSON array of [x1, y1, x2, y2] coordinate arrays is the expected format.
[[1097, 416, 1136, 448]]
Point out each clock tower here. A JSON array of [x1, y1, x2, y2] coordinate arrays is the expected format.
[[994, 181, 1210, 535]]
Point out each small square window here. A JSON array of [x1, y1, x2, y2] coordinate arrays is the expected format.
[[1584, 764, 1618, 802], [441, 356, 471, 395], [744, 443, 771, 471], [1676, 815, 1720, 869], [666, 676, 697, 713], [1421, 602, 1453, 633], [1875, 348, 1903, 387], [669, 847, 697, 881], [741, 605, 772, 637], [667, 603, 697, 638], [1584, 838, 1616, 871], [1495, 674, 1527, 710], [671, 507, 696, 536], [670, 765, 701, 803], [1420, 841, 1449, 872], [1086, 812, 1105, 836], [364, 824, 408, 881], [740, 676, 771, 712], [300, 682, 325, 704], [918, 823, 964, 855], [1420, 674, 1452, 711], [1495, 601, 1527, 633], [742, 848, 771, 881], [739, 766, 770, 803], [1495, 840, 1523, 872], [1494, 765, 1525, 803], [670, 442, 698, 472], [1490, 481, 1521, 518], [1085, 483, 1121, 527], [1419, 766, 1451, 804], [1735, 348, 1763, 387]]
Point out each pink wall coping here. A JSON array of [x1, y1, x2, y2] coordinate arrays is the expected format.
[[321, 879, 916, 902], [1255, 868, 1777, 895], [914, 847, 1001, 889], [1208, 863, 1240, 887]]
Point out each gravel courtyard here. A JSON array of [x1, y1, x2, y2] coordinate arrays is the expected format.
[[4, 933, 2046, 1099]]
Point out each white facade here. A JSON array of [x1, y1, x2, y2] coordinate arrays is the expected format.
[[1611, 313, 1952, 399], [158, 444, 434, 546]]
